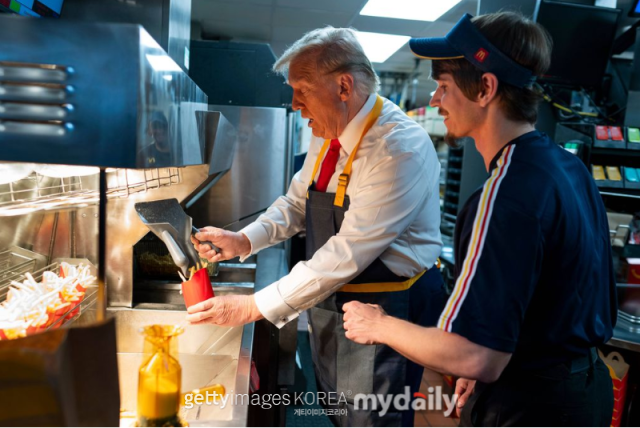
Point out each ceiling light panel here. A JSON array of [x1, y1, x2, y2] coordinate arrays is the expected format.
[[355, 31, 411, 63], [360, 0, 462, 22]]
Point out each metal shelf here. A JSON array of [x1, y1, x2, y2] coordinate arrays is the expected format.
[[0, 247, 47, 300], [0, 167, 181, 217], [592, 147, 640, 157], [600, 189, 640, 199], [0, 261, 98, 339]]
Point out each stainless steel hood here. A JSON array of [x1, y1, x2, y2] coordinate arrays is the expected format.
[[62, 0, 192, 73], [0, 15, 207, 169]]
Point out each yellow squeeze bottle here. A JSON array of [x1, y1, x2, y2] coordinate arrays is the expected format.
[[137, 325, 184, 427]]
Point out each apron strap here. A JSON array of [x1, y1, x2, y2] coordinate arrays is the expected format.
[[306, 95, 385, 207], [339, 269, 426, 293], [334, 95, 384, 207], [338, 259, 441, 293]]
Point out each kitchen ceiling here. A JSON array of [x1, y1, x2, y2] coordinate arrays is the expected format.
[[191, 0, 478, 107]]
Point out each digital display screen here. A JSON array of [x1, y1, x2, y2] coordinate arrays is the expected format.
[[536, 1, 620, 88], [0, 0, 64, 17]]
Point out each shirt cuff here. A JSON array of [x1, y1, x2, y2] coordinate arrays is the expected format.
[[238, 222, 270, 263], [254, 283, 300, 328]]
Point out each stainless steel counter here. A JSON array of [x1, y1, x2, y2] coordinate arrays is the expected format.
[[111, 290, 253, 427], [609, 317, 640, 353]]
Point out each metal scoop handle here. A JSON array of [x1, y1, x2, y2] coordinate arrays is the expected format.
[[192, 226, 220, 254], [161, 230, 189, 276]]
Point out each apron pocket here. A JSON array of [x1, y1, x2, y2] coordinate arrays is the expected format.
[[336, 330, 376, 398], [308, 306, 376, 398], [308, 307, 339, 389]]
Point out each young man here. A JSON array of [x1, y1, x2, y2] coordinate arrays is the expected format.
[[343, 12, 617, 426]]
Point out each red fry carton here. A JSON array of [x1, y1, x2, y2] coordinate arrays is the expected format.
[[181, 268, 214, 308]]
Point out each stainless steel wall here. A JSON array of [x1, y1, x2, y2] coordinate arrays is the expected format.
[[0, 173, 100, 269], [0, 208, 98, 263], [187, 105, 289, 232]]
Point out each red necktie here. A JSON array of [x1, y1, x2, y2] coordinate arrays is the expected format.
[[315, 139, 341, 192]]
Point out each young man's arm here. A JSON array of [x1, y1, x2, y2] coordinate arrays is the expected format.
[[343, 301, 511, 383]]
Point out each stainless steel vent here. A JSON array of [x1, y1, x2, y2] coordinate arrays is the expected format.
[[0, 18, 208, 169], [0, 61, 73, 137]]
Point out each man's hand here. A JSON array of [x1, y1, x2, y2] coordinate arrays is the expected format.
[[191, 226, 252, 263], [454, 378, 476, 418], [342, 301, 388, 345], [185, 295, 263, 327]]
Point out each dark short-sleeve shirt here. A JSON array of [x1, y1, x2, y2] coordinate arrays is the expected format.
[[441, 130, 617, 368]]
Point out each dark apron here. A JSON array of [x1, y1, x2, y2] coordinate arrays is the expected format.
[[459, 350, 613, 427], [305, 187, 446, 426]]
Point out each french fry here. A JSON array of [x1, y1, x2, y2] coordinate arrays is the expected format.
[[0, 263, 94, 338]]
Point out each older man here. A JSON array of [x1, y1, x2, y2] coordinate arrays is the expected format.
[[189, 27, 445, 426], [343, 12, 616, 427]]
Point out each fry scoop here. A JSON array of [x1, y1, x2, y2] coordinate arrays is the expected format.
[[134, 199, 218, 277]]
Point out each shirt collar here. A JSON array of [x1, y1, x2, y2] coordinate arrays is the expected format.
[[488, 130, 542, 171], [337, 93, 377, 155]]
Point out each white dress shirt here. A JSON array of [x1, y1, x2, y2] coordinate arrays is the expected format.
[[240, 94, 442, 328]]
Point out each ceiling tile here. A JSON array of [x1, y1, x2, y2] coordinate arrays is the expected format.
[[193, 0, 275, 6], [350, 15, 430, 36], [193, 1, 273, 26], [438, 0, 477, 23], [414, 20, 456, 37], [271, 25, 314, 42], [276, 0, 365, 14], [200, 20, 272, 41], [273, 7, 352, 28]]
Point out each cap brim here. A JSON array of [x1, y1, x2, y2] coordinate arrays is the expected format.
[[409, 37, 464, 60]]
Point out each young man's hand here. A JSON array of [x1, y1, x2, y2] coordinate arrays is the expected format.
[[454, 378, 476, 417], [342, 301, 388, 345]]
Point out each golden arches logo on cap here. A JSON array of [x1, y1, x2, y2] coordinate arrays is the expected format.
[[474, 48, 489, 63]]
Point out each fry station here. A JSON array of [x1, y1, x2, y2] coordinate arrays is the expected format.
[[0, 5, 292, 426]]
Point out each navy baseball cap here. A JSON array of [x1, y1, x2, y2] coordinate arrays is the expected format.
[[409, 14, 536, 88]]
